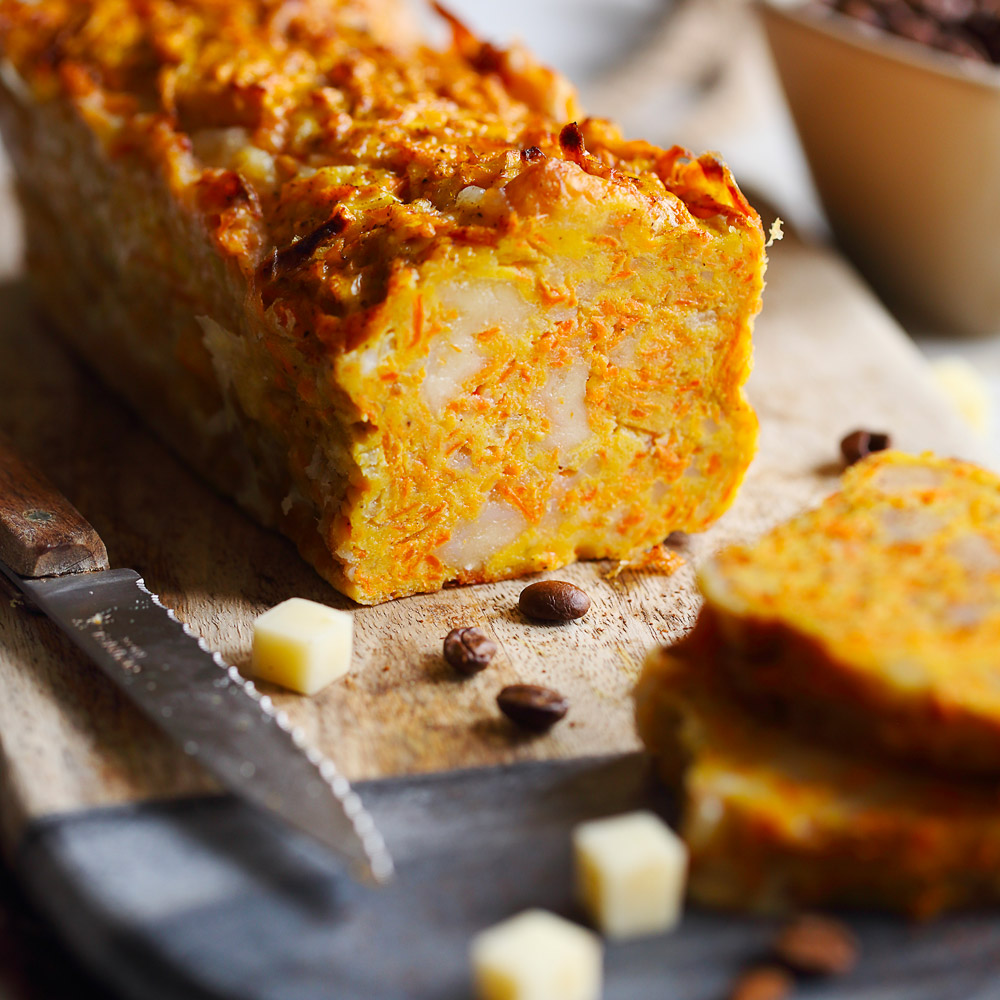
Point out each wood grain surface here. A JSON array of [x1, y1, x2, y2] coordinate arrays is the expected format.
[[0, 227, 991, 853]]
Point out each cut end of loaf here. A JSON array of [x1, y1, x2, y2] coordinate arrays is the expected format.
[[329, 154, 763, 603]]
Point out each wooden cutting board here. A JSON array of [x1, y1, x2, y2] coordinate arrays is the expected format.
[[0, 224, 991, 856]]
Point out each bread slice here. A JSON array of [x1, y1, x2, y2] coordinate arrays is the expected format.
[[697, 451, 1000, 773], [0, 0, 764, 603], [635, 644, 1000, 918]]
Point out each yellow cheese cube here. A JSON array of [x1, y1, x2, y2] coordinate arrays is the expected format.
[[470, 909, 602, 1000], [573, 811, 688, 939], [929, 355, 992, 436], [250, 598, 353, 695]]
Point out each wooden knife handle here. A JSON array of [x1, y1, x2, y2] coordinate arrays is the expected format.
[[0, 436, 110, 577]]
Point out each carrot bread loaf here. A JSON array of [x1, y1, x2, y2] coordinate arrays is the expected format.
[[0, 0, 765, 603], [696, 451, 1000, 773], [635, 646, 1000, 918]]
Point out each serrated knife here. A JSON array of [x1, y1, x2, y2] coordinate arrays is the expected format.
[[0, 435, 393, 885]]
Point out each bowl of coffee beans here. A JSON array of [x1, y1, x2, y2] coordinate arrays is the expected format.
[[761, 0, 1000, 335]]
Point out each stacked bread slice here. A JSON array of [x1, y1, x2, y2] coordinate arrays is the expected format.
[[635, 451, 1000, 917]]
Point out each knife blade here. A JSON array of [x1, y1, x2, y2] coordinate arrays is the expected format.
[[0, 436, 393, 885]]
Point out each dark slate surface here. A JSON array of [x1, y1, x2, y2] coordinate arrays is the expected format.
[[13, 754, 1000, 1000], [0, 859, 114, 999]]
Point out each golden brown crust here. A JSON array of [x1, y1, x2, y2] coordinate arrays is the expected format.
[[0, 0, 750, 306], [635, 645, 1000, 918], [636, 452, 1000, 915], [698, 451, 1000, 774], [0, 1, 764, 602]]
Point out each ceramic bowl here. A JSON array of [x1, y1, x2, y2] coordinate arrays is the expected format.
[[761, 1, 1000, 335]]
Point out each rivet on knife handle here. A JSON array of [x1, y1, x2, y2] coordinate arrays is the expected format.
[[0, 434, 109, 577]]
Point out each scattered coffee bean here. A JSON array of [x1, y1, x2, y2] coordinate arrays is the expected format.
[[518, 580, 591, 621], [774, 914, 859, 977], [728, 966, 794, 1000], [497, 684, 569, 732], [840, 428, 891, 465], [443, 626, 497, 676]]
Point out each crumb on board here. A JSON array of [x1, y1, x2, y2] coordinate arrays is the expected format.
[[604, 543, 686, 580]]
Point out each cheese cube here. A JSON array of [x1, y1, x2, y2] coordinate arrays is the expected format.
[[930, 355, 992, 435], [250, 598, 353, 695], [573, 811, 688, 939], [470, 909, 602, 1000]]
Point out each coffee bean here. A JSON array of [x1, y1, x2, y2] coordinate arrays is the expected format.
[[497, 684, 569, 731], [774, 914, 859, 976], [919, 0, 976, 24], [728, 966, 794, 1000], [518, 580, 591, 621], [885, 7, 942, 44], [832, 0, 898, 22], [839, 0, 887, 27], [937, 28, 992, 58], [840, 428, 891, 465], [965, 10, 1000, 60], [443, 626, 497, 676], [830, 0, 1000, 62]]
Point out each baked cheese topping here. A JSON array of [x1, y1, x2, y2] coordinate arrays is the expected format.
[[699, 451, 1000, 772], [0, 0, 764, 602]]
